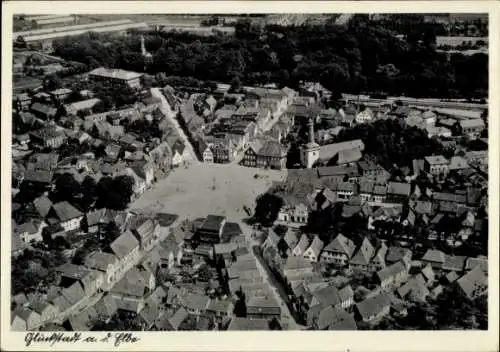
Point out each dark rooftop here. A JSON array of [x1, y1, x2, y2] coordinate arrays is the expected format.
[[199, 215, 226, 232], [221, 222, 243, 241], [153, 213, 179, 227]]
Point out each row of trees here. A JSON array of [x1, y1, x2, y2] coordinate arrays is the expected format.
[[11, 247, 66, 295], [374, 286, 487, 330], [372, 14, 488, 38], [41, 73, 139, 112], [49, 15, 488, 99], [14, 173, 135, 226], [334, 119, 444, 170], [51, 173, 135, 212]]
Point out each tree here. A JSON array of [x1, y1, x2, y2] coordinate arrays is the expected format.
[[306, 206, 338, 237], [110, 175, 135, 209], [274, 224, 288, 237], [15, 180, 45, 205], [92, 100, 108, 114], [91, 310, 142, 331], [11, 248, 65, 295], [229, 76, 242, 92], [76, 108, 90, 118], [101, 221, 121, 248], [96, 175, 135, 210], [269, 318, 283, 330], [51, 173, 81, 204], [96, 176, 113, 208], [59, 140, 91, 159], [286, 142, 302, 169], [434, 285, 486, 329], [253, 193, 284, 226], [197, 265, 212, 282], [49, 17, 487, 99], [423, 27, 437, 49], [73, 233, 100, 265], [156, 267, 176, 285], [15, 35, 27, 48], [53, 236, 71, 250], [80, 176, 98, 211], [335, 119, 443, 170], [43, 74, 62, 91]]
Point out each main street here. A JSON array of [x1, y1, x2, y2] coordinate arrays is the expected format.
[[151, 87, 200, 164]]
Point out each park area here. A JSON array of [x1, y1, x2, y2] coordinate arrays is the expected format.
[[130, 163, 287, 223]]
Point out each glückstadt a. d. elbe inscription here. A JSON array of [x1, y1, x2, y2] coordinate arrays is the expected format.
[[24, 332, 139, 347], [10, 13, 488, 332]]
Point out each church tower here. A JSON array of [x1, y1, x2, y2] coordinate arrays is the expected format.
[[300, 117, 320, 169], [141, 35, 153, 63], [140, 35, 147, 56]]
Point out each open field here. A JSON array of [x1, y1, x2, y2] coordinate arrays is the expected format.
[[78, 14, 206, 25], [130, 163, 287, 222]]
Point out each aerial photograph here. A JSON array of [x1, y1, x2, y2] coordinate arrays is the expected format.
[[10, 13, 488, 331]]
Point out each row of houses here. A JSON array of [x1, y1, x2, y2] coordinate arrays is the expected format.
[[12, 92, 192, 206], [181, 86, 298, 167], [15, 92, 159, 126], [259, 227, 487, 328], [274, 153, 485, 227], [11, 211, 177, 331], [13, 212, 250, 330], [311, 100, 485, 146], [272, 219, 486, 273], [263, 227, 486, 289]]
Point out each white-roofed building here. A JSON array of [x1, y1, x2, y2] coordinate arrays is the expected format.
[[89, 67, 143, 89], [458, 119, 486, 139], [424, 155, 449, 176]]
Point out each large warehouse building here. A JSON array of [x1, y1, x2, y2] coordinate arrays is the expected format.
[[14, 20, 149, 52]]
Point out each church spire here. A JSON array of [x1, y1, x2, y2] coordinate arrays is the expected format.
[[140, 35, 146, 56], [308, 117, 315, 144], [301, 116, 320, 169]]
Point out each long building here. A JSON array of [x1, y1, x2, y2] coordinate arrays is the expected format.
[[23, 14, 71, 22], [19, 22, 149, 52], [14, 19, 134, 38], [342, 94, 487, 111], [35, 16, 75, 26], [88, 67, 143, 89]]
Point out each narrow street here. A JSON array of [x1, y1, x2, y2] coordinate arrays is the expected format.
[[150, 87, 200, 164], [241, 223, 302, 330], [230, 151, 245, 166]]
